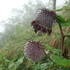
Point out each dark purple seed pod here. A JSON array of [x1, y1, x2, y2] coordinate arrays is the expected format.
[[36, 8, 56, 29], [24, 41, 45, 61], [31, 8, 56, 35]]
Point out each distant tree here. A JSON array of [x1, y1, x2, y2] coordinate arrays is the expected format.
[[8, 0, 46, 25], [65, 0, 70, 6], [48, 0, 56, 10], [53, 0, 56, 10]]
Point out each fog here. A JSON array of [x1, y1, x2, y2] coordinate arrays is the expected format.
[[0, 0, 65, 32]]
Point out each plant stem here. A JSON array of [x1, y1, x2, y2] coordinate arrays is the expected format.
[[58, 23, 65, 56], [55, 17, 65, 56]]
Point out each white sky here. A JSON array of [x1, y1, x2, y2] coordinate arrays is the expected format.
[[0, 0, 28, 21], [0, 0, 66, 32]]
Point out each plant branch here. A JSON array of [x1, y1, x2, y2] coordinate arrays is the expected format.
[[55, 18, 65, 56], [58, 23, 65, 56]]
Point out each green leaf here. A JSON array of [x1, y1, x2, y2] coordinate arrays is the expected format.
[[35, 63, 48, 70], [63, 6, 70, 10], [8, 56, 24, 70], [55, 6, 70, 12], [65, 18, 70, 26], [50, 54, 70, 67], [15, 56, 24, 68], [55, 15, 65, 23], [55, 8, 63, 11], [55, 15, 70, 27], [66, 34, 70, 38], [8, 63, 15, 69], [44, 44, 53, 51], [34, 62, 53, 70]]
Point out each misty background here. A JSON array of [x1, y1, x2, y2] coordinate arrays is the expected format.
[[0, 0, 66, 32]]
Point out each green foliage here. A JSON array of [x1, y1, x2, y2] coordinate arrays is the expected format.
[[55, 15, 70, 27], [50, 54, 70, 67], [45, 44, 60, 55], [66, 34, 70, 38], [8, 56, 24, 70], [55, 15, 65, 23]]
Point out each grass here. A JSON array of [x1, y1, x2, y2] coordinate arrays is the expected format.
[[0, 23, 70, 70]]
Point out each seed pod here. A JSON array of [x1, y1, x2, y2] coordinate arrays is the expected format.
[[24, 41, 45, 61], [31, 8, 56, 35]]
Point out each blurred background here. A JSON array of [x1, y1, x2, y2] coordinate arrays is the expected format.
[[0, 0, 66, 32]]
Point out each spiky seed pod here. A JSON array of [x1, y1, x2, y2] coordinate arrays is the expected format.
[[31, 8, 56, 35], [24, 41, 45, 61], [36, 8, 56, 28]]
